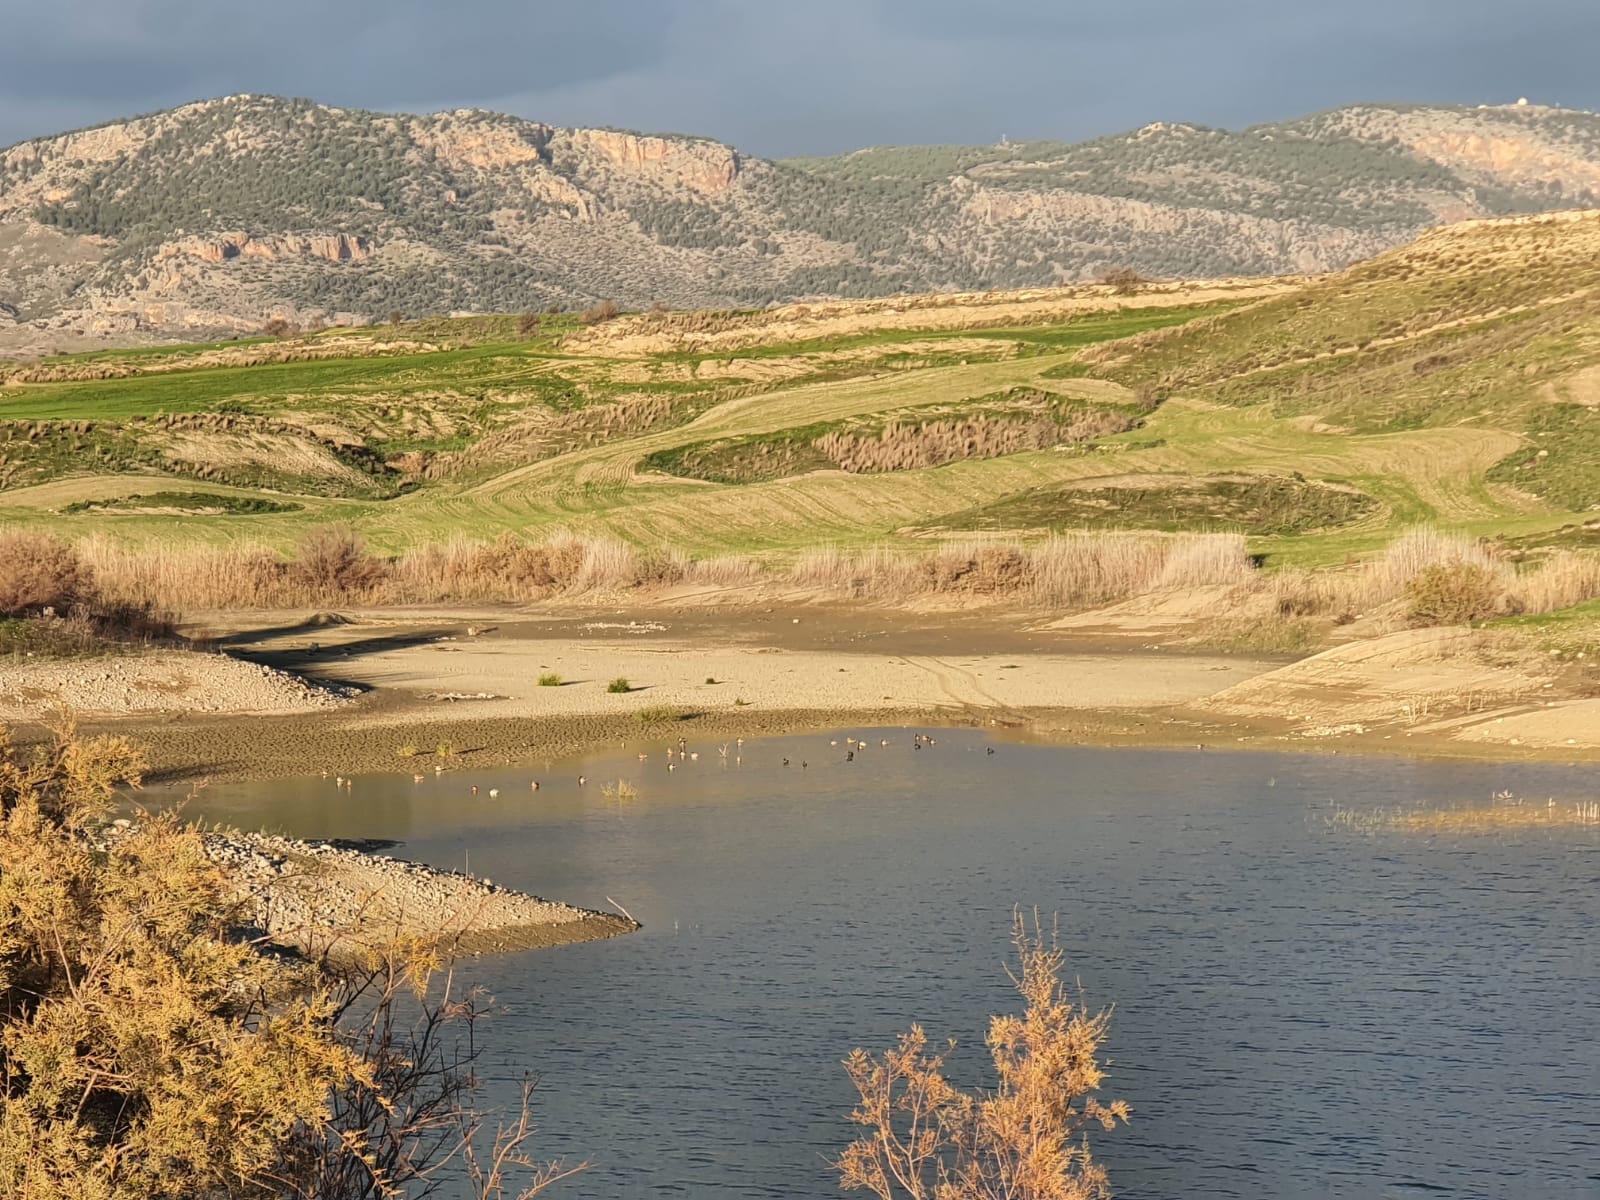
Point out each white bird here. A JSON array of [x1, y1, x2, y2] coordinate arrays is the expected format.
[[488, 788, 500, 798]]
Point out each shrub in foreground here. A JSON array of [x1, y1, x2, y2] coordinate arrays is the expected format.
[[0, 721, 581, 1199], [837, 915, 1128, 1199]]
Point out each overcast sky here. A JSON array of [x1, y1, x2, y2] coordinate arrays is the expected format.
[[3, 0, 1597, 156]]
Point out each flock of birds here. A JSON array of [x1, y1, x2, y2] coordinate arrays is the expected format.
[[326, 731, 995, 796]]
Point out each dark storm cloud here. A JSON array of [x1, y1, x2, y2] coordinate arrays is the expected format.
[[3, 0, 1599, 156]]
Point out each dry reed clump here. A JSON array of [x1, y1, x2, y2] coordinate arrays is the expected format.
[[789, 533, 1251, 606], [1267, 530, 1600, 627], [813, 409, 1132, 475], [1333, 791, 1600, 834], [77, 535, 291, 610], [1397, 795, 1600, 833]]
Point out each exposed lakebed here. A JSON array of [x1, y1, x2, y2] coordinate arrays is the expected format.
[[190, 733, 1600, 1199]]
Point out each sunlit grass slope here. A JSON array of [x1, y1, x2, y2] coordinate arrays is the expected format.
[[1, 219, 1597, 571]]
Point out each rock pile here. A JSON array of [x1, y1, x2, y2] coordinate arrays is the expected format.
[[201, 830, 637, 957]]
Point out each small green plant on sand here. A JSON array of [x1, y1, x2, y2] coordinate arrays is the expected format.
[[396, 744, 418, 758], [538, 672, 563, 687], [705, 676, 718, 685], [636, 705, 679, 723], [607, 677, 633, 694], [733, 696, 750, 707], [435, 742, 456, 759]]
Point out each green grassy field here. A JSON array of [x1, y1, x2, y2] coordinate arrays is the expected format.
[[3, 221, 1598, 571]]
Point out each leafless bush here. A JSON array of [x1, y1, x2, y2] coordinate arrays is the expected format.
[[0, 531, 95, 617], [290, 525, 389, 596], [580, 299, 620, 326], [1097, 266, 1148, 295], [280, 946, 584, 1200]]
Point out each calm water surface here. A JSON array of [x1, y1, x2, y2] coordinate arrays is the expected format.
[[194, 735, 1600, 1199]]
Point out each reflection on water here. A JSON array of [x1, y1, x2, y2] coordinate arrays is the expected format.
[[194, 735, 1600, 1199]]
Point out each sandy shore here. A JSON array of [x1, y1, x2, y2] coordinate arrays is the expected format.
[[11, 603, 1591, 960], [0, 603, 1585, 781]]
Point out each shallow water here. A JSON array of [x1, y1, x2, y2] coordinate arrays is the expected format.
[[195, 734, 1600, 1199]]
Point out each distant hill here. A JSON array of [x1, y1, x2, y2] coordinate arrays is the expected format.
[[6, 95, 1600, 347]]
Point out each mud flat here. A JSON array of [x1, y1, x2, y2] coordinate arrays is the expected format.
[[202, 830, 637, 958]]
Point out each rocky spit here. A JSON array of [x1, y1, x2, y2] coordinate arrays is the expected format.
[[201, 830, 638, 958], [0, 651, 358, 719]]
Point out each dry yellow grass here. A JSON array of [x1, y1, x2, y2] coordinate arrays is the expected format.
[[1336, 791, 1600, 834]]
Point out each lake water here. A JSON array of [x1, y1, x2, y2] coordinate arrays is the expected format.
[[192, 733, 1600, 1199]]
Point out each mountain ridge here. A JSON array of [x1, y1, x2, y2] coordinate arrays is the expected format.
[[5, 94, 1600, 351]]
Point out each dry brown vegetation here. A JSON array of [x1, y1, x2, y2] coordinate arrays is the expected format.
[[12, 526, 1598, 649], [0, 720, 584, 1199], [1267, 529, 1600, 628], [838, 914, 1128, 1200], [64, 528, 1253, 611], [0, 531, 174, 656], [812, 408, 1133, 475], [1331, 790, 1600, 835]]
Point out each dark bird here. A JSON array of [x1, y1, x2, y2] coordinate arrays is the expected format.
[[986, 747, 996, 756], [782, 757, 790, 767], [846, 750, 855, 762]]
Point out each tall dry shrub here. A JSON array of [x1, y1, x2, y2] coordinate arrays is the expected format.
[[291, 524, 389, 596], [0, 531, 95, 616], [0, 721, 360, 1198], [837, 915, 1128, 1200], [1404, 562, 1509, 626], [1, 721, 583, 1200]]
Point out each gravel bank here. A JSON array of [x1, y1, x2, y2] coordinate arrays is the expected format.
[[202, 829, 637, 957], [0, 650, 356, 719]]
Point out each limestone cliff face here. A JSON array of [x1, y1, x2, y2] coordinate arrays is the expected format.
[[158, 232, 372, 265], [410, 114, 552, 170], [563, 128, 740, 194]]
